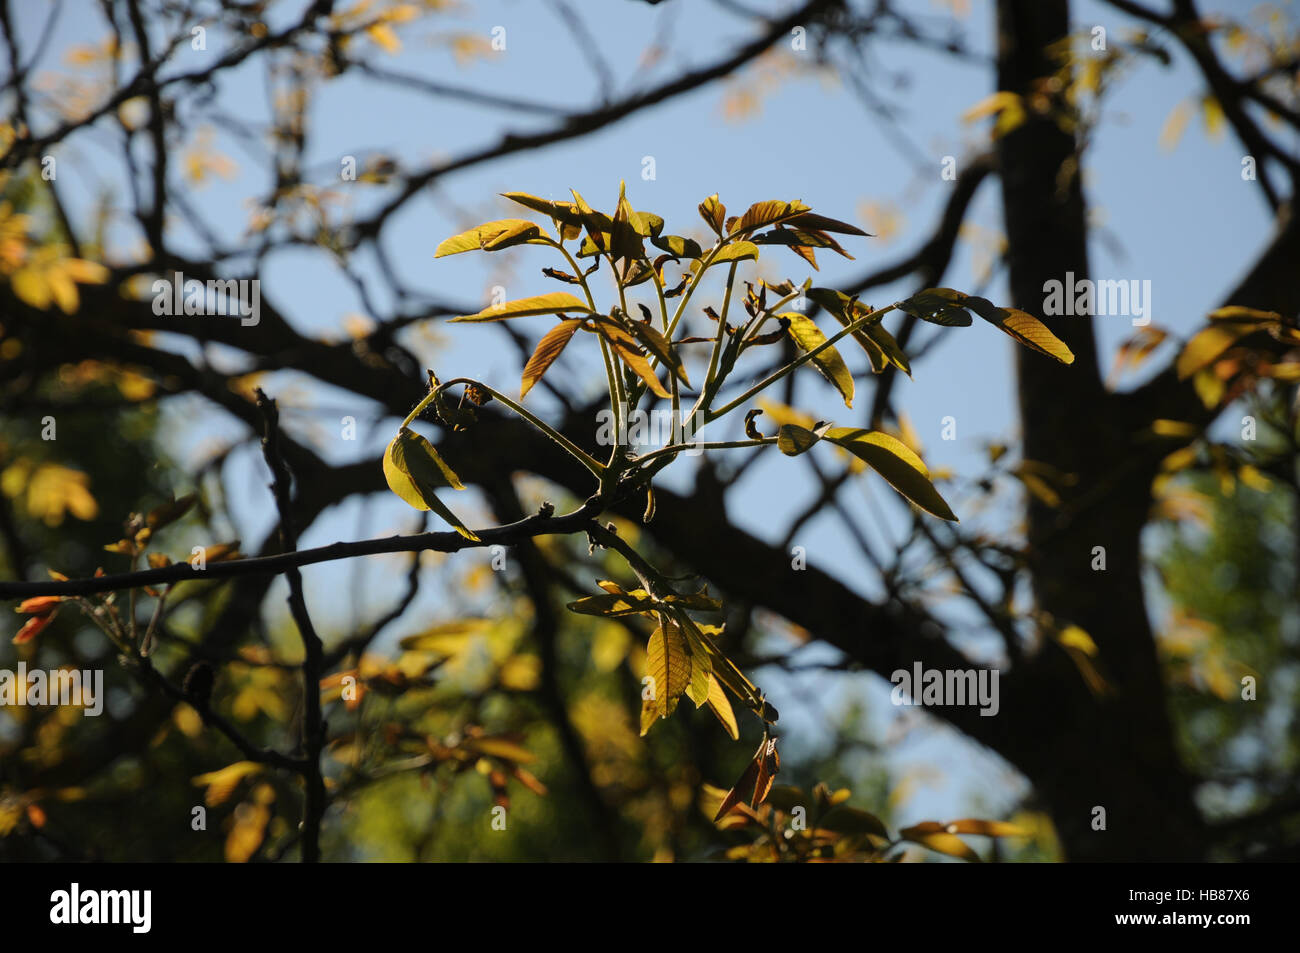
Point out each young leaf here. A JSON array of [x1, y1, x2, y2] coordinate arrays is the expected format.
[[1176, 321, 1260, 379], [780, 312, 854, 408], [520, 319, 583, 399], [570, 189, 610, 253], [705, 674, 740, 740], [777, 422, 828, 456], [593, 317, 671, 398], [729, 199, 810, 234], [824, 428, 958, 521], [708, 241, 759, 265], [896, 287, 974, 326], [382, 429, 478, 539], [713, 750, 762, 822], [500, 192, 583, 227], [750, 736, 780, 809], [964, 297, 1074, 364], [782, 211, 871, 235], [452, 292, 592, 323], [610, 181, 647, 265], [862, 322, 911, 376], [567, 590, 658, 617], [686, 653, 712, 708], [650, 234, 702, 259], [898, 823, 981, 862], [641, 619, 691, 734], [698, 194, 726, 235], [434, 219, 550, 257], [624, 317, 692, 388]]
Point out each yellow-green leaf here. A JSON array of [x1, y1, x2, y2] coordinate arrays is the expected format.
[[434, 218, 550, 257], [593, 317, 671, 398], [705, 674, 739, 740], [965, 297, 1074, 364], [382, 428, 479, 540], [825, 428, 957, 521], [520, 319, 583, 399], [625, 316, 692, 388], [567, 590, 658, 617], [729, 199, 810, 235], [452, 292, 592, 323], [1176, 322, 1258, 379], [641, 619, 690, 734], [500, 192, 582, 226], [698, 194, 726, 235], [781, 312, 854, 408], [899, 823, 981, 861], [709, 241, 759, 265]]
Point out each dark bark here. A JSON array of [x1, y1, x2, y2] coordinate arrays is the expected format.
[[995, 0, 1205, 860]]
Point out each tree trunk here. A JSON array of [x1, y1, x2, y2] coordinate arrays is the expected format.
[[995, 0, 1207, 860]]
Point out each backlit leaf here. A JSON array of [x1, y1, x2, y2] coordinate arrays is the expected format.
[[641, 619, 690, 734], [781, 312, 854, 408], [964, 297, 1074, 364], [729, 199, 810, 234], [520, 319, 583, 399], [452, 292, 592, 323], [383, 428, 479, 540], [706, 674, 739, 740], [434, 219, 550, 257], [825, 428, 957, 521]]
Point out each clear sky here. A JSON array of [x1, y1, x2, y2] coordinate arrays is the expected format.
[[12, 0, 1291, 823]]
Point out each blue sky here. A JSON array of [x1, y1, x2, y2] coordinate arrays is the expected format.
[[13, 0, 1292, 823]]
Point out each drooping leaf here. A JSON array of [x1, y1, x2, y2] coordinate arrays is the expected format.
[[650, 234, 702, 259], [781, 312, 854, 408], [824, 428, 958, 521], [964, 297, 1074, 364], [641, 619, 691, 734], [520, 319, 583, 399], [434, 219, 550, 257], [383, 428, 479, 539], [624, 315, 692, 388], [705, 674, 739, 740], [750, 736, 780, 809], [863, 322, 911, 376], [451, 292, 592, 323], [593, 317, 671, 398], [686, 653, 712, 708], [713, 751, 761, 822]]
